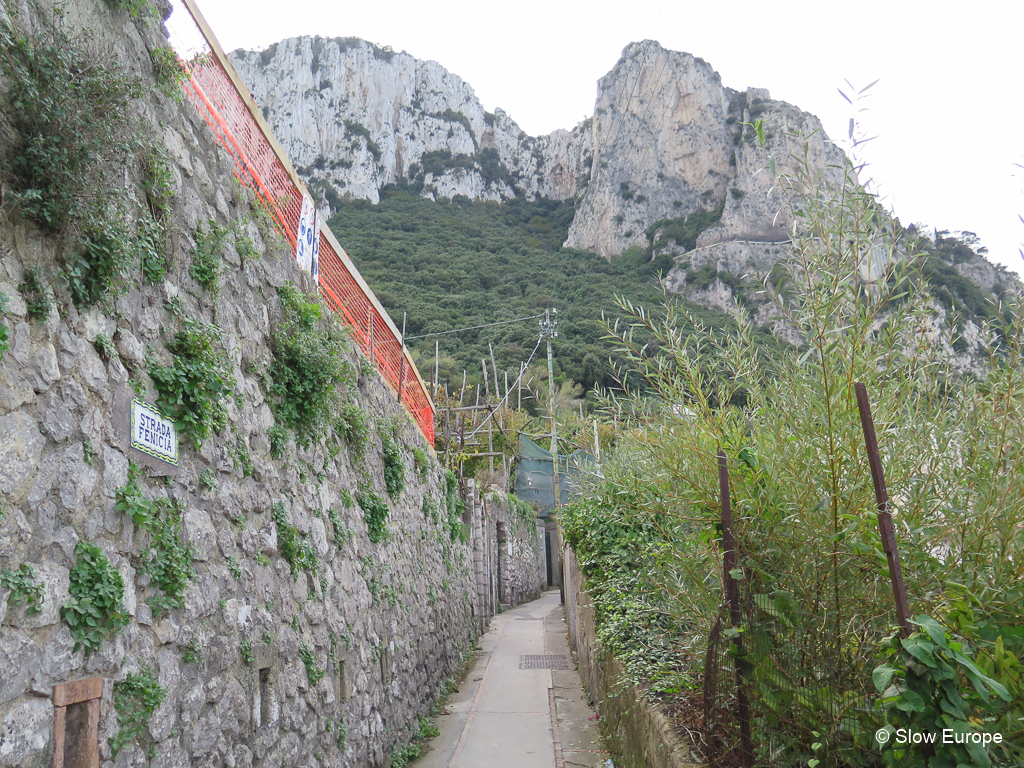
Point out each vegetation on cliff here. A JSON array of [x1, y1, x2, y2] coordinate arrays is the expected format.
[[328, 186, 761, 400]]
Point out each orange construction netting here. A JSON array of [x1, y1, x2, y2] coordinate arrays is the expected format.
[[166, 1, 434, 443]]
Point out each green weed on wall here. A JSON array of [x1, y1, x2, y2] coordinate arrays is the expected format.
[[148, 318, 235, 449], [269, 285, 353, 445], [61, 541, 129, 654]]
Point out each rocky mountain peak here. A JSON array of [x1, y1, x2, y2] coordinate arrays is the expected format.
[[230, 36, 845, 262]]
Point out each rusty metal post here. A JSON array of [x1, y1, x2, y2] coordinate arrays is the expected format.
[[855, 382, 912, 637], [718, 450, 754, 768]]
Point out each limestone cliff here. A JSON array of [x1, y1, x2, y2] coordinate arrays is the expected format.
[[230, 37, 587, 208], [233, 36, 1014, 376], [229, 38, 843, 259]]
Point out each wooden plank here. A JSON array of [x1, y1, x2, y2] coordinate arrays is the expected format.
[[52, 677, 103, 707]]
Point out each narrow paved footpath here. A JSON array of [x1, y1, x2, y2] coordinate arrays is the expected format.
[[419, 589, 610, 768]]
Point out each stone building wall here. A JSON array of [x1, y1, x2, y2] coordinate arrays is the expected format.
[[0, 1, 534, 766], [481, 490, 545, 609]]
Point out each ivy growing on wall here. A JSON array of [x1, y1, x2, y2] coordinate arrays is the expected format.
[[270, 501, 319, 578], [444, 470, 467, 543], [0, 563, 44, 615], [357, 486, 390, 544], [269, 285, 353, 445], [115, 465, 195, 616], [335, 402, 370, 456], [60, 540, 129, 653], [381, 433, 405, 498], [148, 318, 235, 449], [110, 667, 166, 758]]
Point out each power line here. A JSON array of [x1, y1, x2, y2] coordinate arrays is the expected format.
[[405, 313, 546, 340], [465, 334, 544, 440]]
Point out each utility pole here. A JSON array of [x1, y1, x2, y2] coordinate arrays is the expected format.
[[539, 308, 559, 509]]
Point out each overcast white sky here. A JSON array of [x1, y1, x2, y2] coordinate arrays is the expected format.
[[191, 0, 1024, 273]]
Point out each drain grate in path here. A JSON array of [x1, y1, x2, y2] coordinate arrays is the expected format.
[[519, 654, 573, 670]]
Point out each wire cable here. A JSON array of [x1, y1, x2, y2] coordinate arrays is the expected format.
[[465, 334, 544, 440], [405, 313, 546, 340]]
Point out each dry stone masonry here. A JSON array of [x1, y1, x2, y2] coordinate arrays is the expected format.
[[0, 0, 543, 766]]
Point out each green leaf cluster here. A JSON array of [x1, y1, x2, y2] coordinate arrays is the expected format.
[[65, 221, 133, 307], [181, 637, 202, 664], [60, 540, 129, 653], [267, 424, 288, 458], [299, 642, 325, 686], [110, 666, 165, 758], [335, 402, 370, 456], [412, 447, 430, 479], [269, 285, 353, 443], [149, 46, 187, 102], [0, 562, 45, 615], [381, 433, 405, 497], [18, 267, 51, 322], [189, 220, 228, 293], [874, 615, 1017, 767], [443, 470, 467, 543], [270, 501, 318, 578], [390, 741, 421, 767], [137, 210, 167, 285], [148, 318, 234, 448], [357, 487, 390, 544], [115, 466, 195, 617], [141, 146, 175, 221], [326, 507, 353, 549]]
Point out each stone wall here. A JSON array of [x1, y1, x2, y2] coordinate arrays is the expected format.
[[0, 1, 535, 766], [483, 489, 544, 609], [563, 548, 702, 768]]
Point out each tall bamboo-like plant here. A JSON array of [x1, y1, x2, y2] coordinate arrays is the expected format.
[[564, 99, 1024, 766]]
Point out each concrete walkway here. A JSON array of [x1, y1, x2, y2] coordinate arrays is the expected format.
[[418, 589, 610, 768]]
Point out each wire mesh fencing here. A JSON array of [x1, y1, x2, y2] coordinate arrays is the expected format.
[[164, 0, 433, 442]]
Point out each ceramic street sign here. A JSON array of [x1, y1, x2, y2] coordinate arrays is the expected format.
[[130, 398, 178, 466]]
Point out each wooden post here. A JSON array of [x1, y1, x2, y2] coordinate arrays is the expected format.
[[489, 344, 501, 399], [855, 382, 912, 637], [435, 340, 440, 399], [719, 450, 754, 768], [481, 359, 493, 474], [444, 387, 452, 468], [518, 362, 525, 411]]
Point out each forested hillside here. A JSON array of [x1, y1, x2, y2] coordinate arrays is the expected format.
[[327, 186, 769, 397], [328, 185, 1008, 405]]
